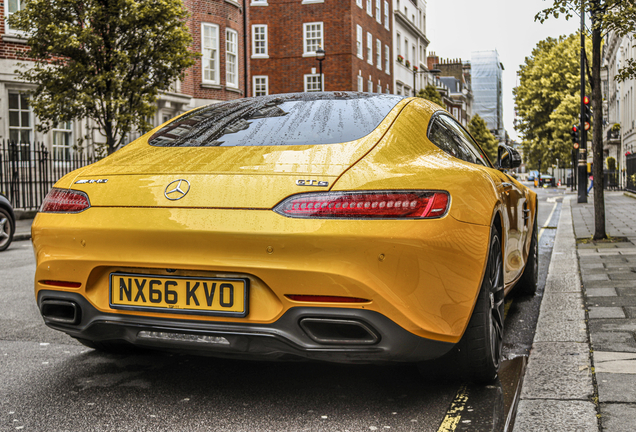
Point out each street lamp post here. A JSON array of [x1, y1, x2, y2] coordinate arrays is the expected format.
[[316, 47, 325, 92]]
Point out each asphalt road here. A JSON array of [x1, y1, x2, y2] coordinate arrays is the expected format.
[[0, 186, 561, 431]]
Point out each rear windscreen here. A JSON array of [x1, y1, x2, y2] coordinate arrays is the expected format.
[[148, 93, 404, 147]]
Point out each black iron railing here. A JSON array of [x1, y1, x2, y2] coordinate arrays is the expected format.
[[0, 141, 102, 210]]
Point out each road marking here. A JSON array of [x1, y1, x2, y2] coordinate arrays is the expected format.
[[539, 200, 559, 242], [436, 385, 469, 432]]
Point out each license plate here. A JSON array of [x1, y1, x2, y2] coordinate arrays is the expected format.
[[109, 272, 248, 317]]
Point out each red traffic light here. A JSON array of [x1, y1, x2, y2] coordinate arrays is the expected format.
[[572, 125, 579, 132], [574, 143, 580, 149], [583, 96, 590, 105]]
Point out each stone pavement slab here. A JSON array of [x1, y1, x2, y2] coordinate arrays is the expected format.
[[601, 403, 636, 431]]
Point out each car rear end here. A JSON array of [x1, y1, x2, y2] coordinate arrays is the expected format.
[[32, 93, 491, 363]]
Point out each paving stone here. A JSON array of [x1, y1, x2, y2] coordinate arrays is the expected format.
[[515, 400, 598, 432], [589, 307, 626, 319], [617, 287, 636, 296], [585, 273, 611, 281], [521, 341, 592, 400], [589, 319, 636, 333], [609, 272, 636, 280], [626, 307, 636, 319], [600, 403, 636, 432], [579, 262, 606, 269], [585, 279, 635, 289], [590, 332, 636, 353], [594, 352, 636, 373], [597, 372, 636, 402], [585, 288, 618, 297], [586, 296, 636, 307], [581, 268, 611, 275]]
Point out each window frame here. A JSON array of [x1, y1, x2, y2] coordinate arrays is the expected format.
[[303, 22, 324, 57], [201, 23, 220, 85], [366, 0, 373, 16], [356, 25, 363, 59], [375, 0, 381, 23], [357, 75, 364, 92], [253, 75, 269, 97], [304, 73, 324, 92], [251, 24, 268, 58], [376, 39, 381, 69], [366, 32, 373, 64], [384, 44, 390, 74], [51, 121, 73, 161], [226, 28, 239, 88], [384, 1, 390, 29]]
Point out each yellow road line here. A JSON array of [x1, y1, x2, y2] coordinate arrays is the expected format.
[[436, 385, 469, 432]]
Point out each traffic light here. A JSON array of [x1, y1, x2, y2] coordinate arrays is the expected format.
[[583, 96, 591, 131], [571, 124, 580, 149]]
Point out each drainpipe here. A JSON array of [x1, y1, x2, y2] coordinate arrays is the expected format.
[[243, 0, 249, 98]]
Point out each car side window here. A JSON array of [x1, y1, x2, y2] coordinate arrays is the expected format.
[[437, 115, 488, 166], [428, 116, 477, 164]]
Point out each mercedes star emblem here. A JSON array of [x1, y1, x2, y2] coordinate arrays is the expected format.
[[164, 179, 191, 201]]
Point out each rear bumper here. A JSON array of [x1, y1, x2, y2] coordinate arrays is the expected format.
[[38, 290, 454, 364]]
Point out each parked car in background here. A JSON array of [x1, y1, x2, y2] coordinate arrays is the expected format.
[[539, 174, 555, 187], [0, 193, 15, 251], [527, 170, 538, 181]]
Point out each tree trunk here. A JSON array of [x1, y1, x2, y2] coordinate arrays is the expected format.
[[105, 121, 116, 155], [591, 3, 607, 240]]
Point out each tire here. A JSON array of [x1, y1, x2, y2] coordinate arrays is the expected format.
[[516, 208, 538, 296], [420, 226, 505, 383], [0, 208, 14, 252]]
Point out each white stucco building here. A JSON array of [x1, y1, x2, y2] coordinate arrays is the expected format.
[[392, 0, 428, 96]]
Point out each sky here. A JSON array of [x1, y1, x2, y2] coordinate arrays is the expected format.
[[426, 0, 580, 141]]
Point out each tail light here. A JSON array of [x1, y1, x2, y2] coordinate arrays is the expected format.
[[274, 191, 449, 219], [41, 188, 90, 213]]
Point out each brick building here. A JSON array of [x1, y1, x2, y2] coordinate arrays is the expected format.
[[0, 0, 247, 156], [249, 0, 393, 95], [427, 54, 472, 127]]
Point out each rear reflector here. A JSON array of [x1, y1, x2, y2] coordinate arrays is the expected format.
[[286, 295, 370, 303], [274, 191, 449, 219], [41, 188, 90, 213], [40, 280, 82, 288]]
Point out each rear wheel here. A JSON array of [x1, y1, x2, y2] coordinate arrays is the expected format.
[[419, 226, 504, 383], [0, 208, 14, 252], [517, 209, 538, 296]]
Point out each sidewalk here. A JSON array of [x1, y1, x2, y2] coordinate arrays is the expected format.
[[516, 191, 636, 432], [14, 217, 33, 242]]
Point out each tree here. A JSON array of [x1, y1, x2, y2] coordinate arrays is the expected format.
[[417, 84, 445, 108], [9, 0, 197, 155], [536, 1, 636, 240], [468, 114, 498, 163], [514, 34, 590, 172]]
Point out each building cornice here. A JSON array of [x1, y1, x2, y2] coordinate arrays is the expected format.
[[394, 10, 429, 45]]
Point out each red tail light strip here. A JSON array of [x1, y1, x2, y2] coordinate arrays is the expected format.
[[274, 191, 449, 219], [40, 188, 90, 213], [40, 280, 82, 288], [286, 295, 370, 303]]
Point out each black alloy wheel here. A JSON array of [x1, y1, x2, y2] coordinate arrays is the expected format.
[[419, 226, 505, 383], [0, 208, 14, 252]]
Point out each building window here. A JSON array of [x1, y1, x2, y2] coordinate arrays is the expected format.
[[376, 39, 381, 69], [226, 29, 238, 88], [253, 76, 269, 96], [304, 74, 323, 92], [356, 25, 363, 59], [5, 0, 24, 33], [396, 83, 403, 96], [368, 79, 373, 93], [201, 23, 219, 84], [8, 92, 31, 146], [252, 25, 268, 58], [384, 1, 389, 29], [375, 0, 381, 23], [386, 84, 390, 94], [366, 0, 372, 16], [52, 121, 72, 161], [303, 22, 323, 56], [251, 0, 268, 4], [357, 74, 364, 92], [404, 85, 411, 96], [412, 44, 416, 68], [397, 33, 401, 56], [377, 82, 382, 94], [366, 32, 372, 64], [385, 44, 390, 73], [356, 0, 362, 7]]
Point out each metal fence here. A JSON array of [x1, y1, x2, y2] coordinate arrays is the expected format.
[[627, 153, 636, 194], [0, 141, 101, 211]]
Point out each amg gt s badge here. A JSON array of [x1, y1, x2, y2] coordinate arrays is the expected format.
[[296, 179, 329, 187]]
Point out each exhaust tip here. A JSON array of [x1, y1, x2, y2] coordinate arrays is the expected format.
[[299, 318, 380, 345], [41, 300, 80, 325]]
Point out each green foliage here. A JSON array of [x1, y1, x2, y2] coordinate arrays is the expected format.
[[8, 0, 197, 154], [536, 0, 636, 83], [606, 156, 616, 170], [417, 85, 445, 108], [513, 33, 591, 170], [467, 114, 498, 163]]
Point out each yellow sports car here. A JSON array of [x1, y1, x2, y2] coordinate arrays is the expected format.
[[32, 93, 537, 383]]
